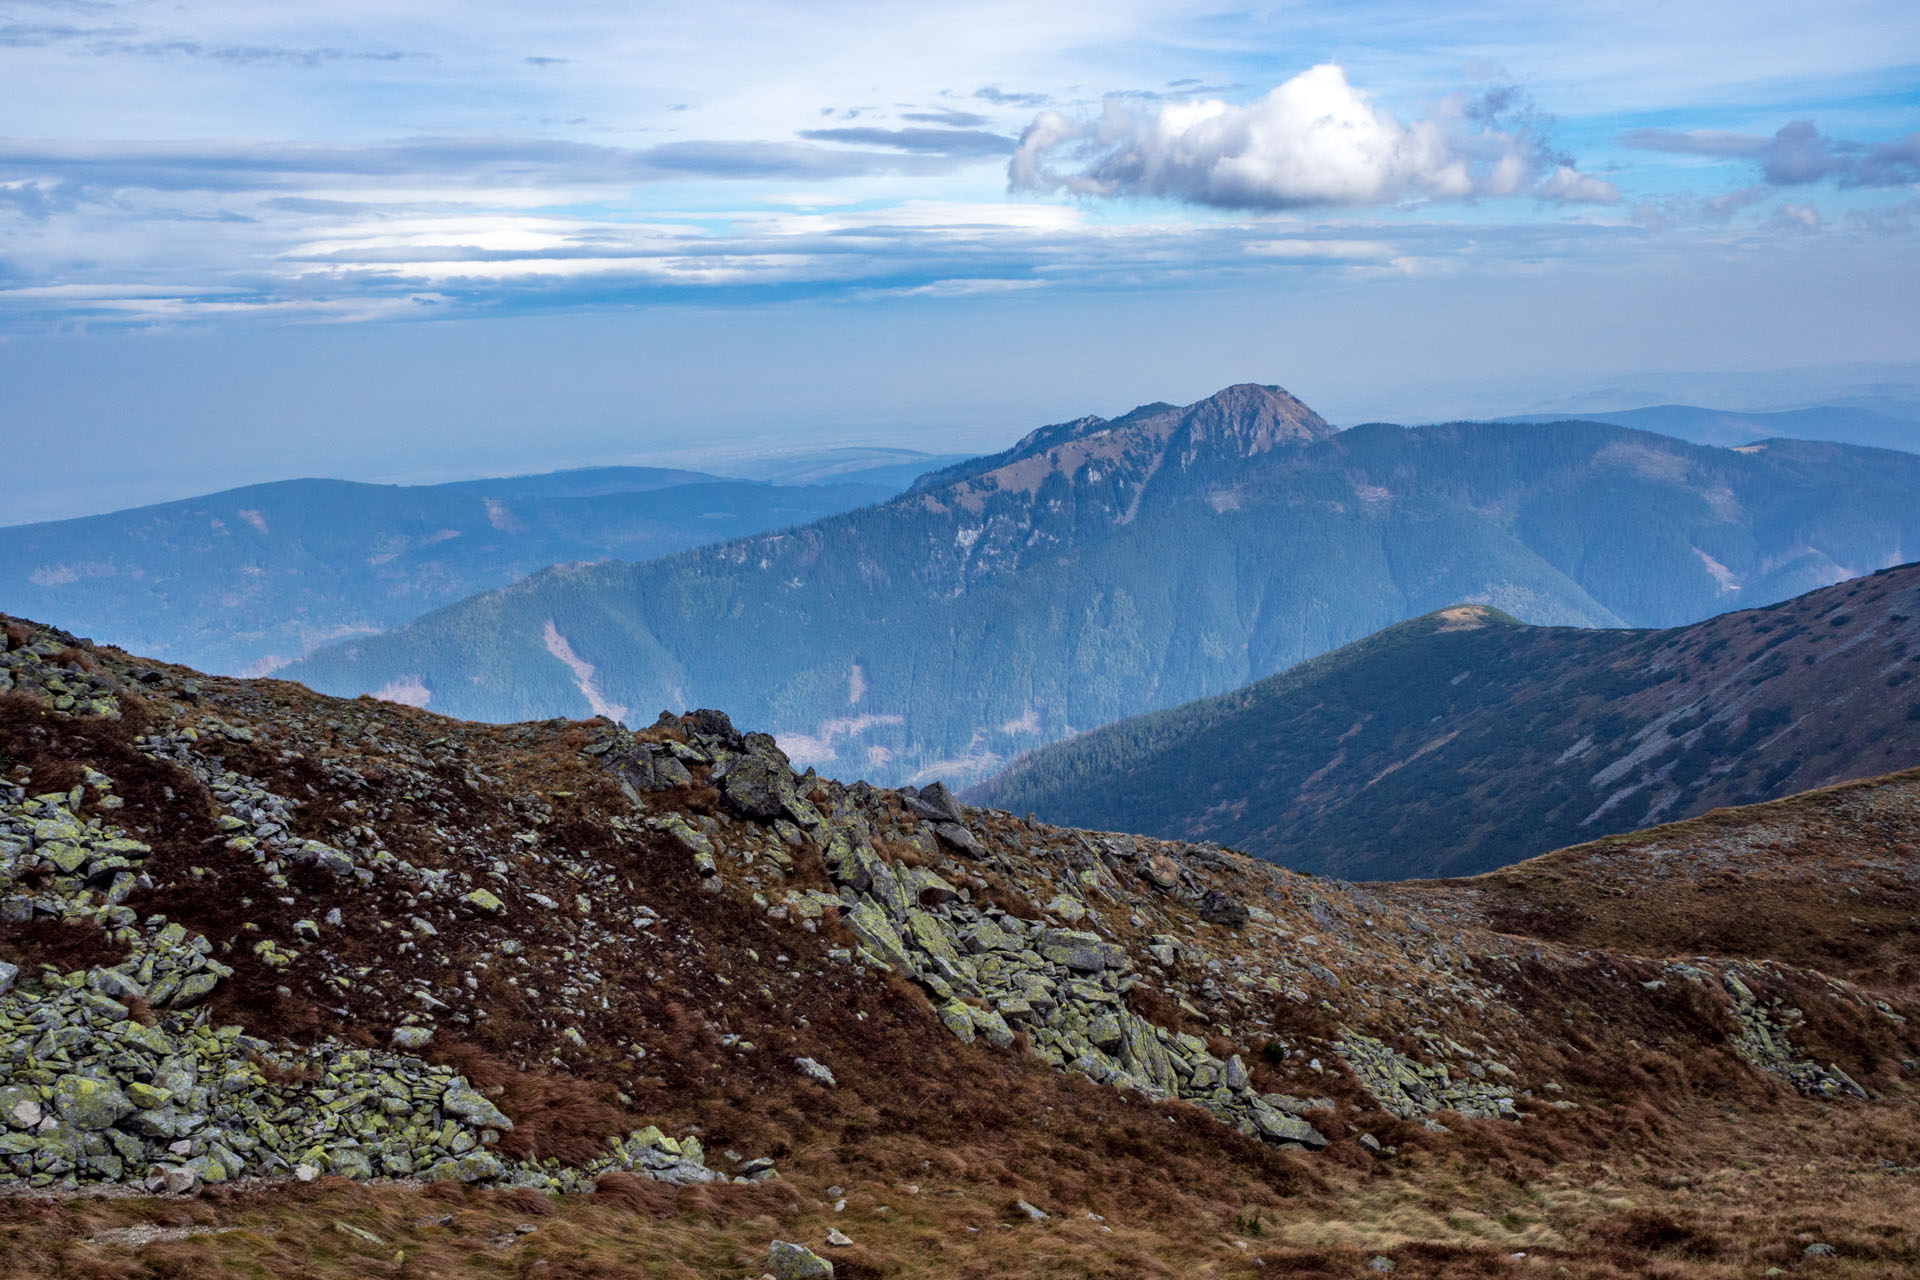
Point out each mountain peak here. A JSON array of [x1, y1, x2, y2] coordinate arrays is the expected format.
[[1173, 383, 1334, 451], [913, 382, 1335, 504]]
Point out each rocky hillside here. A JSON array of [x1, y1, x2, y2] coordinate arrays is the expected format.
[[1397, 767, 1920, 990], [286, 384, 1920, 788], [973, 562, 1920, 880], [5, 614, 1920, 1277]]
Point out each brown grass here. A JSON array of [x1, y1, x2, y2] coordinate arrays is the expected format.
[[4, 1100, 1920, 1279]]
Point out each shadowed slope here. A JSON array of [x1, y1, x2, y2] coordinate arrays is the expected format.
[[973, 563, 1920, 879]]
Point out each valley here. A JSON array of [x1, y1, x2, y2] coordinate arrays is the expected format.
[[283, 385, 1920, 789], [0, 457, 964, 680]]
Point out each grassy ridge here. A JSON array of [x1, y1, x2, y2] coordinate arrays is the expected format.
[[974, 564, 1920, 879]]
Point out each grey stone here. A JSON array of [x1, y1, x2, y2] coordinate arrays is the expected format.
[[901, 782, 965, 824], [1038, 930, 1128, 973], [794, 1057, 837, 1087], [932, 822, 984, 857], [1250, 1104, 1328, 1149], [768, 1240, 835, 1279], [1198, 890, 1249, 928], [87, 968, 146, 1003], [53, 1075, 135, 1131], [441, 1085, 513, 1130]]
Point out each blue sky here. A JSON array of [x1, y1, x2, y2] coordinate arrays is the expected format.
[[2, 0, 1917, 520]]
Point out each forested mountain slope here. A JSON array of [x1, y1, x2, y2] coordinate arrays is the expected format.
[[973, 564, 1920, 879], [0, 467, 900, 677], [288, 384, 1920, 787]]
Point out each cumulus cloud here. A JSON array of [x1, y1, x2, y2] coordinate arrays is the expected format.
[[1625, 121, 1920, 188], [1008, 64, 1615, 209]]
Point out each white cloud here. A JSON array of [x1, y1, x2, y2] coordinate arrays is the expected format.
[[1009, 64, 1616, 209], [1537, 164, 1620, 204], [1776, 202, 1821, 232]]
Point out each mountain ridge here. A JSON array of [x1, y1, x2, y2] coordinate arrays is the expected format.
[[971, 562, 1920, 879], [286, 387, 1920, 787], [0, 466, 920, 679], [1497, 402, 1920, 453]]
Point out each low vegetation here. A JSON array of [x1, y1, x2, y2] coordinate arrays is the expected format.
[[976, 562, 1920, 879], [2, 614, 1920, 1277]]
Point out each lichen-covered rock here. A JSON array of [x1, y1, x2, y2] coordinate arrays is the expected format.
[[1198, 890, 1249, 928], [462, 888, 507, 915], [441, 1085, 514, 1130], [768, 1240, 835, 1279], [392, 1026, 434, 1050], [53, 1075, 135, 1131], [794, 1057, 837, 1087]]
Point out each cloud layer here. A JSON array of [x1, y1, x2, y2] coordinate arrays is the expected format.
[[1009, 65, 1618, 209], [0, 2, 1913, 334], [1627, 121, 1920, 189]]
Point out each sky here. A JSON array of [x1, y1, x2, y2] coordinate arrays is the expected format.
[[2, 0, 1918, 521]]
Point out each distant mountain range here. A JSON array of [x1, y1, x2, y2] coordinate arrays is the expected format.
[[972, 564, 1920, 879], [1498, 403, 1920, 453], [286, 383, 1920, 786], [0, 457, 963, 677], [715, 445, 984, 491]]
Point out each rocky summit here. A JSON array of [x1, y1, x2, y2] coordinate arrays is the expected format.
[[5, 612, 1920, 1277]]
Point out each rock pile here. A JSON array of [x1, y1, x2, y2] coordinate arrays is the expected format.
[[0, 632, 123, 718], [1714, 967, 1870, 1100], [0, 641, 772, 1195], [625, 712, 1333, 1147], [820, 826, 1329, 1147], [1335, 1034, 1518, 1121]]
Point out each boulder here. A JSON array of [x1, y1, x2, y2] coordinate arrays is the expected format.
[[931, 822, 984, 858], [53, 1075, 134, 1131], [1251, 1105, 1329, 1149], [768, 1240, 835, 1279], [1199, 890, 1249, 928], [441, 1085, 513, 1130], [902, 782, 965, 824], [684, 709, 740, 744], [723, 752, 797, 822], [1038, 929, 1129, 973]]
